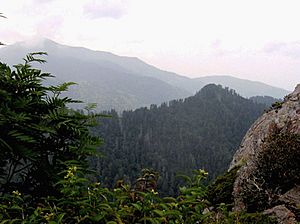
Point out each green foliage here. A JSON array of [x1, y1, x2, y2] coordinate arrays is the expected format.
[[207, 166, 240, 207], [265, 101, 284, 113], [134, 168, 159, 192], [176, 169, 210, 223], [0, 54, 101, 198], [0, 165, 278, 223], [0, 165, 209, 223], [271, 101, 283, 111]]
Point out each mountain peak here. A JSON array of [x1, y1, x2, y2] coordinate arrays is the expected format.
[[197, 83, 221, 93], [15, 37, 57, 49], [195, 84, 238, 100]]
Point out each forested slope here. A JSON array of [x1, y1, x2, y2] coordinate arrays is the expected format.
[[91, 84, 267, 195], [0, 58, 281, 223]]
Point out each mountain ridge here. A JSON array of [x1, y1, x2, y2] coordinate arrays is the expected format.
[[91, 84, 268, 195], [0, 38, 290, 111]]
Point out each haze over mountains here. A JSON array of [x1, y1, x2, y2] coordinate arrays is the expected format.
[[0, 38, 290, 111]]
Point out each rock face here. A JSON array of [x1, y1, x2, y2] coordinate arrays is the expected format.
[[263, 205, 297, 224], [230, 84, 300, 223], [230, 84, 300, 169], [278, 185, 300, 206]]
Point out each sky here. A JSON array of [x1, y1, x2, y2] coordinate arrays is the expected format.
[[1, 0, 300, 90]]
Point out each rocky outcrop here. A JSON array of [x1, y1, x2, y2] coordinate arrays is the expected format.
[[263, 205, 297, 224], [230, 84, 300, 223], [278, 185, 300, 206], [230, 84, 300, 169]]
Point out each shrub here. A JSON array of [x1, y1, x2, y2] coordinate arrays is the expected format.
[[256, 132, 300, 193], [207, 165, 239, 207], [241, 132, 300, 212]]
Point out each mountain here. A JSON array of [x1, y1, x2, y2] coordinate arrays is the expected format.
[[0, 38, 191, 111], [0, 38, 290, 111], [196, 75, 290, 99], [90, 84, 267, 195], [230, 84, 300, 222]]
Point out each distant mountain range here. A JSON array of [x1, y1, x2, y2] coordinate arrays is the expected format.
[[0, 38, 290, 111]]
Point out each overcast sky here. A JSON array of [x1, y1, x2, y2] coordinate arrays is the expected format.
[[1, 0, 300, 90]]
